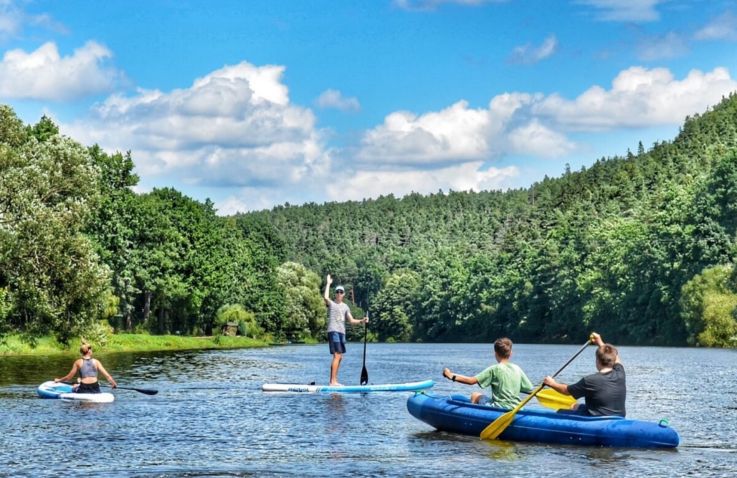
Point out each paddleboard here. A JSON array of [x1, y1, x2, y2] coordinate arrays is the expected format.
[[262, 379, 434, 393], [37, 380, 115, 403]]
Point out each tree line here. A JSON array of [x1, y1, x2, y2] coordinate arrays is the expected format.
[[2, 94, 737, 347]]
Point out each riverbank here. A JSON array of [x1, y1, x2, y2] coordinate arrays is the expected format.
[[0, 334, 269, 356]]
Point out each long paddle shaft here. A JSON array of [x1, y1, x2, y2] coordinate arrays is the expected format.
[[360, 312, 369, 385], [480, 337, 592, 440], [63, 382, 158, 395]]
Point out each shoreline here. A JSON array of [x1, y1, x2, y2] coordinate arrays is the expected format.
[[0, 334, 270, 356]]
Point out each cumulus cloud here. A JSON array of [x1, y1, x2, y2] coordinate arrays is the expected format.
[[357, 94, 574, 165], [0, 41, 121, 101], [315, 89, 360, 111], [577, 0, 665, 22], [63, 61, 331, 190], [358, 66, 736, 167], [509, 35, 558, 65], [358, 100, 496, 164], [695, 11, 737, 41], [533, 66, 737, 130]]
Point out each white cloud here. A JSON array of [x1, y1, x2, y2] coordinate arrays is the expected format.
[[534, 66, 737, 130], [507, 120, 575, 157], [394, 0, 506, 11], [637, 31, 688, 60], [695, 11, 737, 41], [357, 94, 575, 165], [358, 100, 494, 164], [577, 0, 665, 22], [509, 35, 558, 64], [315, 89, 360, 111], [326, 162, 519, 201], [358, 66, 736, 168], [0, 0, 65, 37], [63, 61, 331, 190], [0, 41, 121, 101]]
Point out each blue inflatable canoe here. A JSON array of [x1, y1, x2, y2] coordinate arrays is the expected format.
[[407, 393, 679, 448], [262, 379, 434, 393]]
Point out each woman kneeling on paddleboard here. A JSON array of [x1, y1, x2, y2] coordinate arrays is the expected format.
[[55, 344, 117, 393]]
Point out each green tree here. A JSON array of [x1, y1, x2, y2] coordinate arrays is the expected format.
[[681, 265, 737, 347], [275, 261, 324, 340]]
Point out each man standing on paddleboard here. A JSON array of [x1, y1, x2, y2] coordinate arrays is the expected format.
[[324, 274, 368, 386]]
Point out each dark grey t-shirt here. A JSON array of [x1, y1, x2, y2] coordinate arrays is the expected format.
[[567, 363, 626, 417]]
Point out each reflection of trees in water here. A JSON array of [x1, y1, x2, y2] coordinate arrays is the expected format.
[[0, 350, 168, 386]]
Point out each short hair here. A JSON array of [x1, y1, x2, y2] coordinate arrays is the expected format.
[[596, 344, 618, 367], [494, 337, 513, 359], [80, 344, 92, 355]]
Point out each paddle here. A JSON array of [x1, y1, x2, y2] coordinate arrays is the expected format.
[[113, 385, 158, 395], [480, 336, 592, 440], [360, 311, 369, 386], [63, 382, 158, 395], [528, 388, 577, 410]]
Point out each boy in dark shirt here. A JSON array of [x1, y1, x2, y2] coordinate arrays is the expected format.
[[543, 333, 626, 417]]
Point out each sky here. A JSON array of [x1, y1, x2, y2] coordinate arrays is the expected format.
[[2, 0, 737, 214]]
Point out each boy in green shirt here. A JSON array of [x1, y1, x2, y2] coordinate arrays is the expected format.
[[443, 337, 533, 409]]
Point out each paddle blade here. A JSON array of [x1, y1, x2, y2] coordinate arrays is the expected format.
[[535, 389, 577, 410], [480, 409, 516, 440], [360, 367, 368, 386], [131, 387, 158, 395], [116, 386, 158, 395]]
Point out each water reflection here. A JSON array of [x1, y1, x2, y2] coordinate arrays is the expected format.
[[483, 440, 520, 461]]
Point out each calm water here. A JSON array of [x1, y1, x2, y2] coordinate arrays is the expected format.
[[1, 343, 736, 477]]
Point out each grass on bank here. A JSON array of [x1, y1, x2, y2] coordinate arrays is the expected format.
[[0, 333, 269, 356]]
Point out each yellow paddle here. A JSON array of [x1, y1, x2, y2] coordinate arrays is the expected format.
[[480, 336, 593, 440], [533, 388, 577, 410]]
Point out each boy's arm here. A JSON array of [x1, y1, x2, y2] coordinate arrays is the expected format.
[[442, 367, 479, 385]]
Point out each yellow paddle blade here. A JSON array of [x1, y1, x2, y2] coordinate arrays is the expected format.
[[480, 409, 517, 440], [480, 384, 542, 440], [535, 388, 577, 410]]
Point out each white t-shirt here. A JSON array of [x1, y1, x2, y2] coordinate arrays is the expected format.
[[326, 300, 351, 334]]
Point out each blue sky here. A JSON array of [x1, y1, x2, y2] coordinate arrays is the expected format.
[[2, 0, 737, 213]]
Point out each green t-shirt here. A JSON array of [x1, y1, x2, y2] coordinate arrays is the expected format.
[[474, 362, 533, 409]]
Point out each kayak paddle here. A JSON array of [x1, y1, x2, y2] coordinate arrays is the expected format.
[[527, 388, 577, 410], [480, 336, 593, 440], [360, 312, 369, 386]]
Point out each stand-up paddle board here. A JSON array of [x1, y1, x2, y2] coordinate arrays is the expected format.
[[262, 379, 434, 393], [37, 381, 115, 403]]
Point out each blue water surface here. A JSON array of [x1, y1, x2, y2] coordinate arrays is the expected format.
[[1, 343, 736, 477]]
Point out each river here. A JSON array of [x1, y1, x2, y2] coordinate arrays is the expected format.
[[1, 343, 736, 477]]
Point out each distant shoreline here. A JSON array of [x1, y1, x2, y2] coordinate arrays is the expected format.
[[0, 334, 270, 356]]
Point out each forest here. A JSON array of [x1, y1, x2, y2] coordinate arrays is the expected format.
[[2, 94, 737, 348]]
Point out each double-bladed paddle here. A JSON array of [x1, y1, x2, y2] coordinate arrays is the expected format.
[[360, 312, 369, 386], [480, 336, 593, 440]]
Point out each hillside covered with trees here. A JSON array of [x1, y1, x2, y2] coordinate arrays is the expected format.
[[249, 94, 737, 347], [2, 94, 737, 348]]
